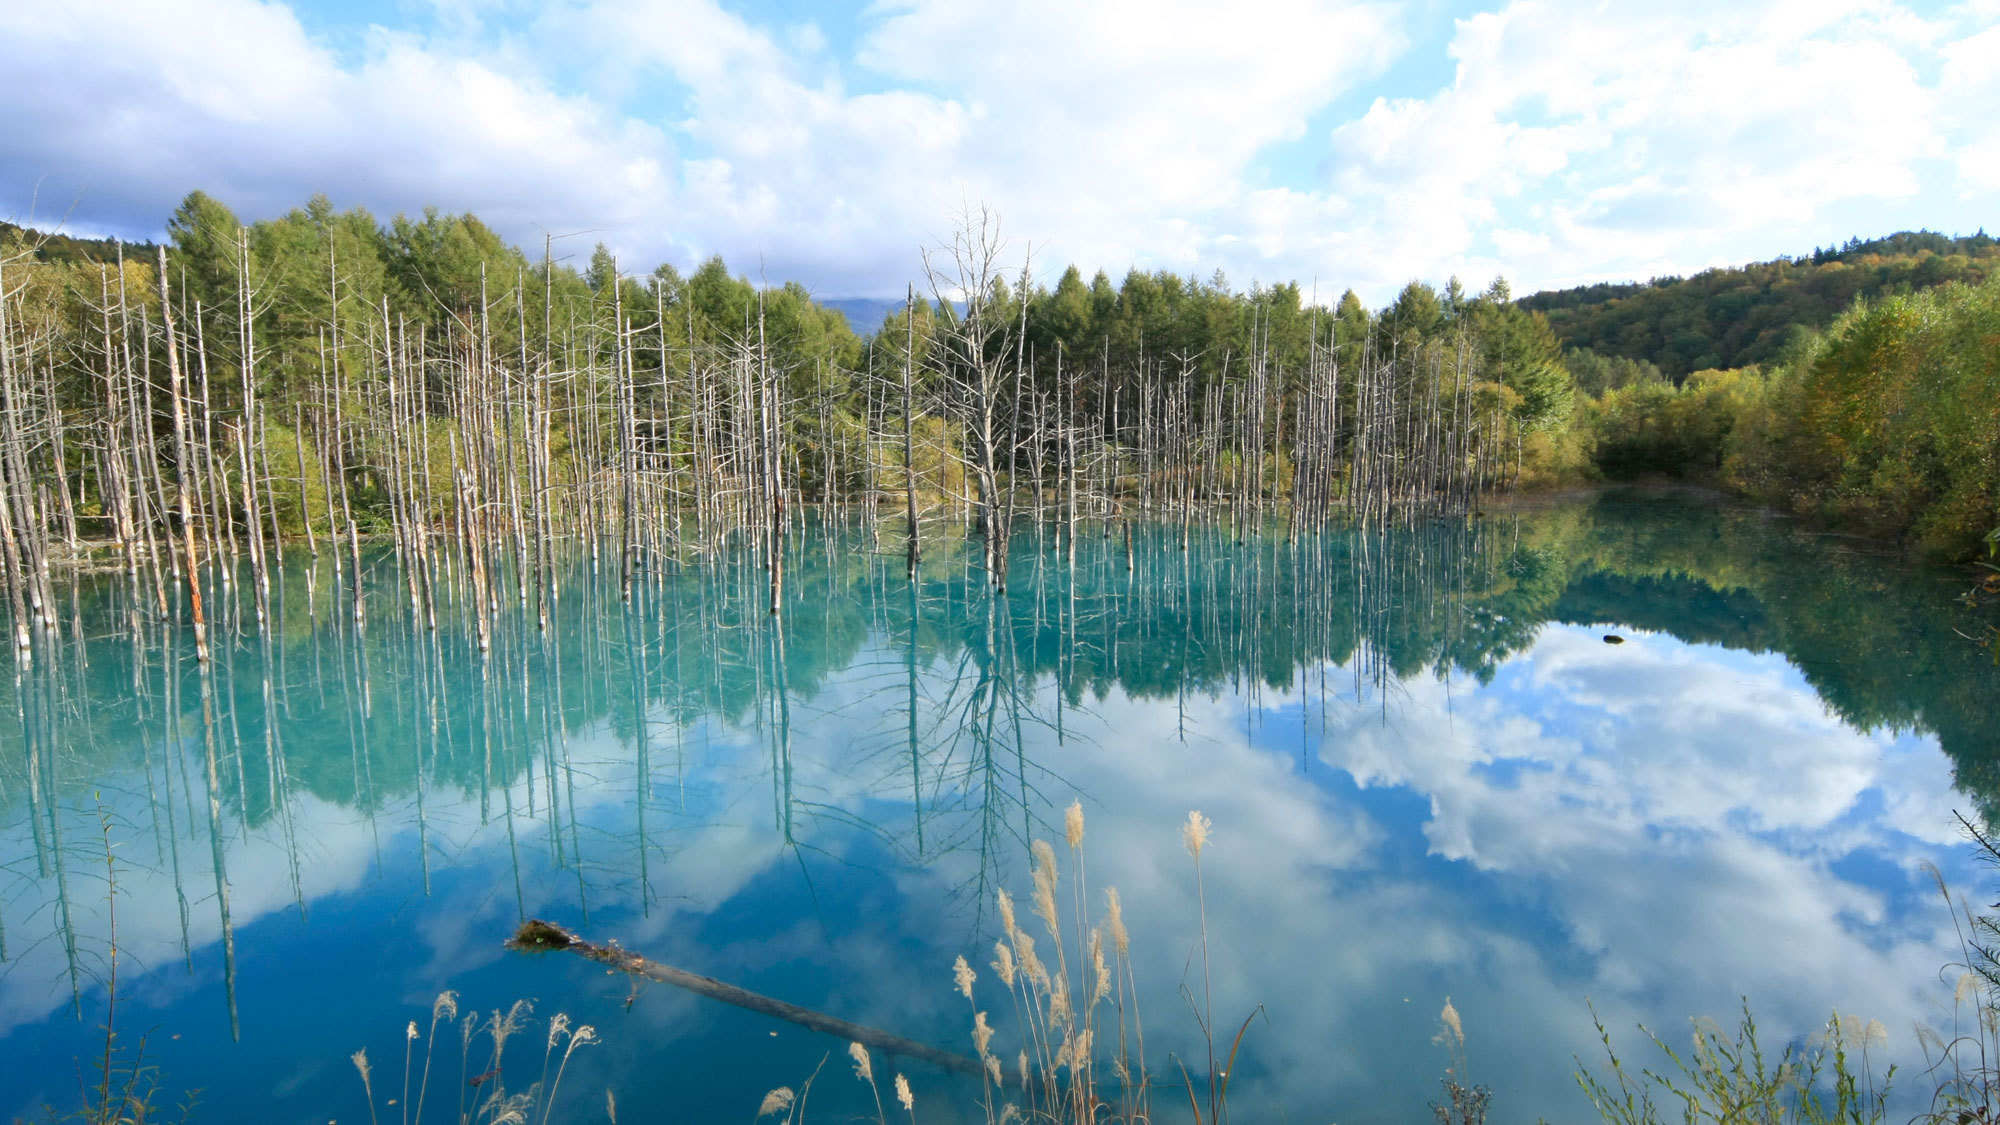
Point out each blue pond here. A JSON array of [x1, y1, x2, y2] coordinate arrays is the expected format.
[[1, 491, 1994, 1124]]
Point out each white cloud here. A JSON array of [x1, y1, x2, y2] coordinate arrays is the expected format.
[[0, 0, 1991, 303], [1314, 0, 1985, 294], [1937, 18, 2000, 192], [0, 0, 668, 258]]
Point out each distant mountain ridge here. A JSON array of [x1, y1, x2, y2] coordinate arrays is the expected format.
[[820, 296, 905, 336]]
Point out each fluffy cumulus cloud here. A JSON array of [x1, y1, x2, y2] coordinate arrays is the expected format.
[[1314, 627, 1959, 1014], [0, 0, 1991, 301], [1328, 0, 1978, 292], [0, 0, 669, 250]]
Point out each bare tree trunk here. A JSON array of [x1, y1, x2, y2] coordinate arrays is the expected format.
[[0, 259, 38, 653], [903, 285, 921, 579], [155, 247, 209, 662]]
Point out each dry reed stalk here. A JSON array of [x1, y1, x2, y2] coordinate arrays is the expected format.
[[850, 1042, 888, 1125], [413, 990, 456, 1125], [539, 1023, 597, 1125], [352, 1049, 378, 1125], [1180, 809, 1219, 1125]]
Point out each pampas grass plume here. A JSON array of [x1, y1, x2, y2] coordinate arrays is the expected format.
[[954, 954, 977, 1000], [486, 1091, 534, 1125], [1865, 1017, 1887, 1048], [1090, 928, 1111, 1004], [1436, 996, 1463, 1047], [490, 999, 533, 1062], [894, 1074, 913, 1112], [1049, 981, 1072, 1028], [1015, 931, 1050, 992], [1032, 838, 1058, 878], [1182, 810, 1211, 859], [1031, 840, 1060, 933], [973, 1010, 995, 1057], [352, 1047, 377, 1125], [1065, 801, 1084, 851], [993, 941, 1017, 988], [757, 1087, 796, 1118], [849, 1041, 874, 1083]]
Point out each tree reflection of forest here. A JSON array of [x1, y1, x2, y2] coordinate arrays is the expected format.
[[1, 490, 1993, 1034]]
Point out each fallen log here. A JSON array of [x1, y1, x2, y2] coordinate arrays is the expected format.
[[507, 919, 982, 1077]]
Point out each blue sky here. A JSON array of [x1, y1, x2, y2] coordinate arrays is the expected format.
[[3, 0, 1995, 302]]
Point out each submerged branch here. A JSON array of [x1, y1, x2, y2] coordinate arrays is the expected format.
[[506, 919, 984, 1077]]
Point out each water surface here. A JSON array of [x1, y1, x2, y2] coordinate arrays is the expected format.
[[1, 491, 1994, 1124]]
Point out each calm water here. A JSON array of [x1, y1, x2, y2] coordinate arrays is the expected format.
[[2, 491, 1995, 1125]]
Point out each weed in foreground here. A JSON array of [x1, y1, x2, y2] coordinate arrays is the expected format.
[[1913, 812, 2000, 1123], [1576, 999, 1890, 1125], [1432, 997, 1490, 1125], [41, 802, 199, 1125]]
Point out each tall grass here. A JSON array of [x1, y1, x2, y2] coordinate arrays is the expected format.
[[951, 801, 1149, 1125], [351, 995, 598, 1125], [1576, 1001, 1890, 1125], [749, 802, 1243, 1125], [1913, 813, 2000, 1123], [822, 803, 1256, 1125], [1563, 810, 2000, 1125]]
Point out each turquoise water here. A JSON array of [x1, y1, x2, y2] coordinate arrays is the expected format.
[[1, 491, 1994, 1124]]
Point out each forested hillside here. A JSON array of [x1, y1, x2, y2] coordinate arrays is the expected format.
[[1587, 273, 2000, 556], [1523, 229, 1999, 378], [0, 220, 155, 265]]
